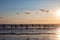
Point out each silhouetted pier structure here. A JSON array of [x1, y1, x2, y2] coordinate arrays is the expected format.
[[0, 24, 59, 35], [0, 24, 58, 29]]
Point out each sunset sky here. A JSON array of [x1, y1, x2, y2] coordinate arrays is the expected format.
[[0, 0, 60, 24]]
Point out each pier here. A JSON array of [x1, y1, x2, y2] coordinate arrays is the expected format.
[[0, 24, 59, 35]]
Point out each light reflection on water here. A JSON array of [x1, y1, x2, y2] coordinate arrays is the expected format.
[[0, 34, 59, 40], [57, 35, 60, 40], [56, 26, 60, 40]]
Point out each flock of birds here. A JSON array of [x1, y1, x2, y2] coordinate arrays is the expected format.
[[16, 9, 51, 15], [0, 9, 51, 19]]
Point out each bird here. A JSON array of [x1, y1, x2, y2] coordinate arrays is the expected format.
[[0, 16, 4, 19], [16, 13, 20, 15], [25, 11, 31, 14], [39, 9, 45, 12], [46, 10, 50, 13]]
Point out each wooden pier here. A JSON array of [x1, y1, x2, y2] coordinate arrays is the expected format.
[[0, 24, 59, 35]]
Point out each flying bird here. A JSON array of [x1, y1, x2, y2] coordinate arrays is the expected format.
[[39, 9, 50, 13], [25, 11, 31, 14], [0, 16, 4, 21], [16, 13, 20, 15], [39, 9, 45, 12], [46, 10, 50, 13], [0, 16, 4, 19]]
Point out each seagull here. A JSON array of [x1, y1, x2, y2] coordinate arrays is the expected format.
[[0, 16, 3, 19], [16, 13, 20, 15], [40, 9, 45, 12], [25, 11, 31, 14], [46, 10, 50, 13]]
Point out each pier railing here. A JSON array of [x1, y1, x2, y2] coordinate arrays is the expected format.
[[0, 24, 59, 35], [0, 24, 58, 29]]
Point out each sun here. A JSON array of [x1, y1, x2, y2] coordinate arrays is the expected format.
[[56, 9, 60, 17]]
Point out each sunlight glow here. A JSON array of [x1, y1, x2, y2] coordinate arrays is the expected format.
[[56, 9, 60, 17], [57, 35, 60, 40], [57, 27, 60, 34]]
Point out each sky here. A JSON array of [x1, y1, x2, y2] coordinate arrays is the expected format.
[[0, 0, 60, 24]]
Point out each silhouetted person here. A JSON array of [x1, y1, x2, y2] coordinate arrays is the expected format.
[[3, 24, 5, 29], [15, 25, 17, 29], [26, 25, 28, 29], [21, 24, 23, 27], [32, 24, 33, 27]]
